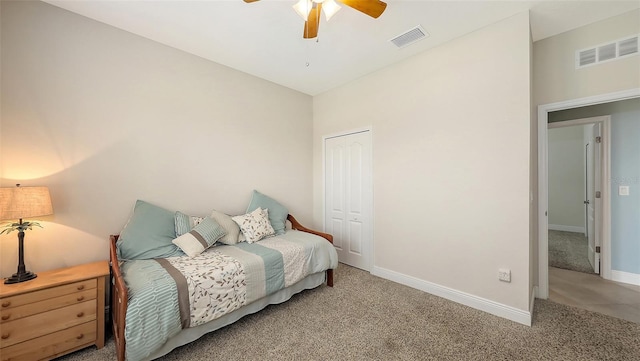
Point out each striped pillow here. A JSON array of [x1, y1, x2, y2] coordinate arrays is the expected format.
[[172, 217, 227, 257], [175, 211, 205, 237]]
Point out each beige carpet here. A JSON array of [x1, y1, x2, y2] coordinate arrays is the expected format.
[[58, 265, 640, 361]]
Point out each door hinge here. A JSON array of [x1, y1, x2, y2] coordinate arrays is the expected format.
[[595, 191, 601, 198], [596, 246, 601, 253], [596, 136, 602, 143]]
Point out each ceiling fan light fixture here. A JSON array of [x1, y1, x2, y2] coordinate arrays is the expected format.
[[322, 0, 341, 21], [293, 0, 312, 20]]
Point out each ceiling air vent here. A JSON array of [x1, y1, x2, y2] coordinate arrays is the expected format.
[[390, 26, 428, 48], [576, 34, 639, 69]]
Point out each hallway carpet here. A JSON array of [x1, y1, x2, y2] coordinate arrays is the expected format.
[[548, 230, 594, 274]]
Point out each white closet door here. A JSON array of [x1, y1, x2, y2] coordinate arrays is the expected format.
[[325, 131, 372, 271]]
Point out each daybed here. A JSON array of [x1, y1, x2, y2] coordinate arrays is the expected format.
[[109, 197, 337, 361]]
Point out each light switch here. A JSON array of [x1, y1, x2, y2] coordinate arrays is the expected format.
[[619, 185, 630, 196]]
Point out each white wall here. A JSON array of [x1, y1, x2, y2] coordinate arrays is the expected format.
[[313, 13, 531, 314], [0, 1, 313, 276], [548, 126, 585, 231]]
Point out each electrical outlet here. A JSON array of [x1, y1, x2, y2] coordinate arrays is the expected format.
[[498, 268, 511, 283]]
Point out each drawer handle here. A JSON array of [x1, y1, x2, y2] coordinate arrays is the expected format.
[[1, 301, 10, 308], [1, 314, 9, 321], [77, 285, 85, 291], [77, 296, 85, 302], [77, 312, 84, 318], [77, 333, 84, 340], [1, 333, 9, 340]]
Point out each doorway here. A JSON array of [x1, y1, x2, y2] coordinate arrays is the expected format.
[[537, 89, 640, 299], [547, 118, 606, 275], [324, 129, 373, 271]]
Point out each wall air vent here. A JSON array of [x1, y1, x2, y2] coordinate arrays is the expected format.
[[597, 43, 616, 62], [578, 48, 596, 67], [576, 34, 639, 69], [619, 36, 639, 56], [390, 26, 429, 49]]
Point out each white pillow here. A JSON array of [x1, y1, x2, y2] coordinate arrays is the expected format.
[[172, 217, 227, 257], [232, 208, 275, 244], [210, 210, 242, 245]]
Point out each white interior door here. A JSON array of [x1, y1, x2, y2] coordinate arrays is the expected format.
[[586, 123, 602, 274], [324, 131, 372, 271]]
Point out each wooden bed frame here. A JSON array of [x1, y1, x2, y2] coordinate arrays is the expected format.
[[109, 214, 333, 361]]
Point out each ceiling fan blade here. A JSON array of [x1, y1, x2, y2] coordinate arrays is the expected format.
[[303, 2, 322, 39], [243, 0, 260, 3], [340, 0, 387, 18]]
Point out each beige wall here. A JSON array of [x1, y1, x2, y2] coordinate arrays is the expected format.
[[0, 1, 313, 276], [533, 9, 640, 106], [313, 13, 532, 311]]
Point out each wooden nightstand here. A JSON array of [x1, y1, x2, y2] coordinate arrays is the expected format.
[[0, 261, 109, 361]]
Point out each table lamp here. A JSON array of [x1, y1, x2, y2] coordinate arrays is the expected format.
[[0, 184, 53, 284]]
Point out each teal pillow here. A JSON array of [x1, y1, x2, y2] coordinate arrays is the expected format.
[[117, 200, 183, 260], [246, 190, 288, 235]]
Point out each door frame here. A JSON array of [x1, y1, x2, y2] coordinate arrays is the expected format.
[[322, 126, 374, 271], [537, 88, 640, 299]]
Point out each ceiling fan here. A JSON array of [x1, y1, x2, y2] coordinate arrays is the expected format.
[[244, 0, 387, 39]]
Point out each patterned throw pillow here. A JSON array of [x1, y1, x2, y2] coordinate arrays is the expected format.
[[245, 190, 289, 235], [172, 217, 227, 257], [175, 211, 205, 237], [232, 208, 275, 244]]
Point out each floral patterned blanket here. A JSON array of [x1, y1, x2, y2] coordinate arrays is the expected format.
[[161, 237, 311, 328], [121, 230, 338, 361]]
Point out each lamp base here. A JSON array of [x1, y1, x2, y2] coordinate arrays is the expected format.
[[4, 271, 37, 284]]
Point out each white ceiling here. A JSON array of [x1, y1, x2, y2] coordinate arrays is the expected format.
[[44, 0, 640, 95]]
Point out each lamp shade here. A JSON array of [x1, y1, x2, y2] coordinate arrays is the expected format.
[[0, 186, 53, 221]]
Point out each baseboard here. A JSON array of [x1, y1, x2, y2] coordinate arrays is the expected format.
[[611, 270, 640, 286], [548, 224, 585, 233], [372, 266, 532, 326]]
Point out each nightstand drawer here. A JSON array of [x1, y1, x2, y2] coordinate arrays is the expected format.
[[1, 279, 96, 310], [0, 300, 96, 348], [0, 320, 97, 361], [0, 288, 96, 323]]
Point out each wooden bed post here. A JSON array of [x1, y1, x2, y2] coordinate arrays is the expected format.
[[110, 235, 127, 361], [287, 214, 335, 287]]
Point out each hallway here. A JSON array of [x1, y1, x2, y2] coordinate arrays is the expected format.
[[549, 266, 640, 324]]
